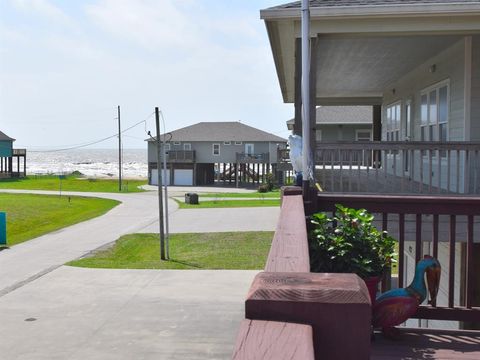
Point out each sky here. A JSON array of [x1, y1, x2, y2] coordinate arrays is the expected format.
[[0, 0, 293, 150]]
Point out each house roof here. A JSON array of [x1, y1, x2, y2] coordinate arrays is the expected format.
[[286, 106, 372, 129], [147, 122, 287, 143], [0, 131, 15, 142], [268, 0, 480, 10]]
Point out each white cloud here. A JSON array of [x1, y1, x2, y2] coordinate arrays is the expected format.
[[10, 0, 73, 25], [85, 0, 200, 50]]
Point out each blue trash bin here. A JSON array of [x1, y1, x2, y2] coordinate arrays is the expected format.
[[0, 212, 6, 246]]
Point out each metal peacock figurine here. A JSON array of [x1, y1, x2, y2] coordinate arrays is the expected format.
[[372, 255, 441, 338]]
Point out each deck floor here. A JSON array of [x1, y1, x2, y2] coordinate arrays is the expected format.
[[371, 328, 480, 359]]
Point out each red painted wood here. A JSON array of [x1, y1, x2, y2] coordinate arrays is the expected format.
[[467, 215, 474, 309], [232, 320, 314, 360], [265, 195, 309, 273], [371, 327, 480, 359], [449, 215, 456, 308], [246, 272, 371, 360]]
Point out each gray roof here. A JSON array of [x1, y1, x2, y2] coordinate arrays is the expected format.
[[268, 0, 480, 10], [148, 122, 287, 143], [0, 131, 15, 142], [287, 106, 372, 129]]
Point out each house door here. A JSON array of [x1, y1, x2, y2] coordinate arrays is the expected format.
[[245, 143, 254, 155]]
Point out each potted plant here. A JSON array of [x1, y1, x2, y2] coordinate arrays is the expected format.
[[309, 204, 397, 304]]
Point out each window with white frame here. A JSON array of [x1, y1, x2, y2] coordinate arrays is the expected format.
[[212, 143, 220, 156], [173, 141, 181, 145], [164, 143, 171, 151], [420, 81, 449, 143], [224, 141, 231, 145], [235, 141, 242, 145], [386, 102, 401, 141], [183, 143, 191, 151], [315, 130, 322, 142]]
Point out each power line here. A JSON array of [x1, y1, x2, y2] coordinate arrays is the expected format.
[[27, 112, 154, 153]]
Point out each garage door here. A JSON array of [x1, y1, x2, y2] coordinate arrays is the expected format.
[[150, 169, 170, 186], [174, 169, 193, 186]]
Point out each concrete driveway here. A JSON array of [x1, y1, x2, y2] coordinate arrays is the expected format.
[[0, 187, 277, 359], [0, 266, 257, 360]]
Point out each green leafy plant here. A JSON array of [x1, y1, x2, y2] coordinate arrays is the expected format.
[[265, 173, 275, 191], [258, 184, 269, 193], [309, 204, 396, 279]]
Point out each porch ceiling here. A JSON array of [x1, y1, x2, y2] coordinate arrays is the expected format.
[[261, 3, 480, 106], [315, 35, 462, 101]]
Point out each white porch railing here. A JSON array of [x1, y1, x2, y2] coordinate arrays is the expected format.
[[315, 141, 480, 194]]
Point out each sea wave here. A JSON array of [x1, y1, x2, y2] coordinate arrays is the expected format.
[[26, 148, 148, 178]]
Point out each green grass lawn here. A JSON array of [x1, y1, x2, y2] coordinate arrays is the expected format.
[[67, 232, 273, 270], [0, 193, 119, 246], [174, 198, 280, 209], [198, 190, 280, 198], [0, 175, 147, 193]]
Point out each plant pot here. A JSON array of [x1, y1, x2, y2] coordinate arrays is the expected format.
[[364, 276, 382, 306]]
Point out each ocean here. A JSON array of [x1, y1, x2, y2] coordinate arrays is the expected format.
[[26, 148, 148, 179]]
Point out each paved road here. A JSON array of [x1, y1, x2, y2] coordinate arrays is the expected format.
[[0, 188, 278, 295], [0, 187, 277, 359]]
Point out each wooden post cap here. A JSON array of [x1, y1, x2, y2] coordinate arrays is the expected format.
[[246, 272, 371, 360]]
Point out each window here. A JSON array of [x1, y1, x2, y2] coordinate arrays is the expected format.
[[315, 130, 322, 142], [173, 141, 181, 145], [420, 81, 449, 143], [386, 102, 401, 141], [183, 143, 191, 151], [224, 141, 231, 145], [212, 143, 220, 156], [356, 130, 372, 141], [164, 143, 171, 151], [235, 141, 242, 145]]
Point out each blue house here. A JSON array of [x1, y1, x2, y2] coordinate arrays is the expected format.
[[0, 130, 26, 178]]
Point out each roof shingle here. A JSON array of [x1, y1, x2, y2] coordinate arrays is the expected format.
[[148, 122, 287, 143], [268, 0, 480, 10], [0, 131, 15, 142]]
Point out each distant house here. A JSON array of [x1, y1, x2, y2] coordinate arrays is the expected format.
[[146, 122, 287, 186], [0, 130, 26, 178], [287, 106, 373, 142]]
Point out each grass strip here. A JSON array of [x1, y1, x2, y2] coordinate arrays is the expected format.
[[0, 193, 119, 246], [67, 232, 273, 270], [174, 198, 280, 208], [197, 191, 280, 198], [0, 175, 146, 193]]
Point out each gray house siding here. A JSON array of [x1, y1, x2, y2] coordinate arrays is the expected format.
[[318, 124, 372, 142], [471, 36, 480, 141], [381, 37, 469, 193], [382, 37, 466, 142]]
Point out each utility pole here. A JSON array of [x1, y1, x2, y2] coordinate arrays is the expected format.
[[118, 105, 122, 192], [155, 107, 166, 260]]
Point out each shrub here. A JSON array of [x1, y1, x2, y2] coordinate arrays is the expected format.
[[309, 204, 396, 279]]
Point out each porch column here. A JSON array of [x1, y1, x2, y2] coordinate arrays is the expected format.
[[373, 105, 382, 141], [309, 37, 318, 173], [294, 38, 302, 136]]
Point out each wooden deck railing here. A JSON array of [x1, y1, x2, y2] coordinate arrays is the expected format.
[[316, 193, 480, 324], [315, 141, 480, 194], [235, 152, 269, 164], [12, 148, 26, 156], [233, 188, 371, 360], [166, 150, 195, 162]]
